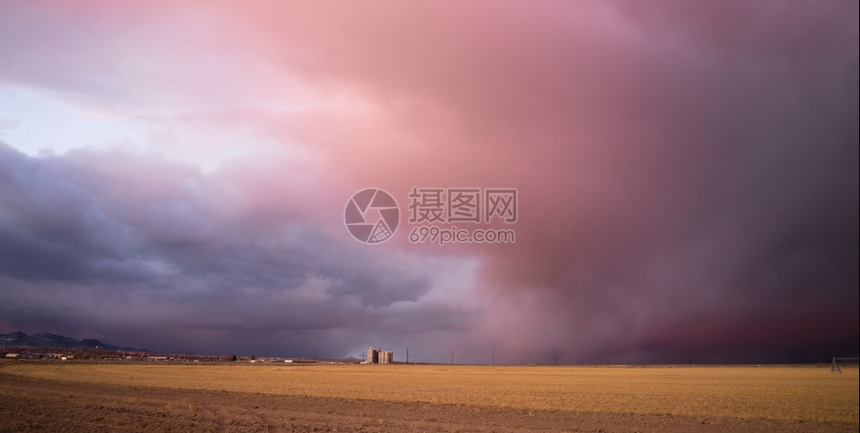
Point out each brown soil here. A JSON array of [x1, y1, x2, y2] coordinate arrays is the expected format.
[[0, 371, 856, 433]]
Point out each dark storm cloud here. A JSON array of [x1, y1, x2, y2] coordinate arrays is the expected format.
[[473, 0, 859, 363], [0, 145, 137, 281], [0, 0, 856, 363], [0, 142, 439, 356]]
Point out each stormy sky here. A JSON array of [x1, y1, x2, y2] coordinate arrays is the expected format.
[[0, 0, 857, 363]]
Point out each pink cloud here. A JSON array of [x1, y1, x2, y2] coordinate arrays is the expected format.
[[0, 0, 856, 362]]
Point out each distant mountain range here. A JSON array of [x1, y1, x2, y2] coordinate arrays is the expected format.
[[0, 331, 140, 351]]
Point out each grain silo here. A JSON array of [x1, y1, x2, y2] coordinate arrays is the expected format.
[[366, 347, 379, 364]]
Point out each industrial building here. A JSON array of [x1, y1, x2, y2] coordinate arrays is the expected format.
[[364, 347, 393, 364]]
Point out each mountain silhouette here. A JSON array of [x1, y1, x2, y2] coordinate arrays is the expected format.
[[0, 331, 138, 351]]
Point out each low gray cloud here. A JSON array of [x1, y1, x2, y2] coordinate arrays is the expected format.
[[0, 0, 857, 364], [0, 143, 446, 357]]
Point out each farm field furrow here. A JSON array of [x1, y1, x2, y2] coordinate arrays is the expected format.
[[2, 363, 857, 426]]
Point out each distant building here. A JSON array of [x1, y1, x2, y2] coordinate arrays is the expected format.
[[363, 347, 393, 364], [366, 347, 378, 364]]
